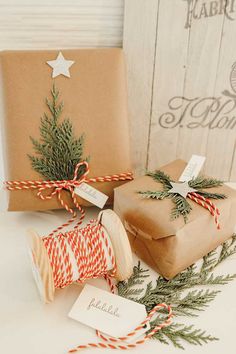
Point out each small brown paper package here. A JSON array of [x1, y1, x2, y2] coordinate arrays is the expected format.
[[0, 48, 132, 211], [114, 160, 236, 279]]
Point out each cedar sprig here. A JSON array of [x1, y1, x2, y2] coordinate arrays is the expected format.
[[139, 170, 226, 222], [117, 263, 149, 301], [189, 176, 223, 189], [170, 195, 192, 222], [138, 190, 170, 200], [152, 324, 218, 349], [117, 235, 236, 349], [147, 170, 172, 188], [28, 84, 88, 181]]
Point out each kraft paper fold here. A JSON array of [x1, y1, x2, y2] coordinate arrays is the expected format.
[[0, 48, 132, 211], [114, 159, 236, 279]]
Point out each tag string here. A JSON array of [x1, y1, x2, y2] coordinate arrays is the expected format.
[[69, 303, 173, 352], [5, 161, 133, 237], [42, 219, 173, 352], [187, 192, 220, 229]]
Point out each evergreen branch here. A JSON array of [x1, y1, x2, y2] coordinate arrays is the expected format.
[[171, 195, 192, 222], [172, 289, 219, 317], [189, 176, 224, 189], [138, 190, 170, 200], [195, 191, 226, 199], [152, 324, 218, 349], [202, 236, 236, 272], [117, 262, 149, 300], [201, 249, 219, 272], [117, 235, 236, 349], [147, 170, 172, 188], [28, 84, 88, 180], [216, 236, 236, 265]]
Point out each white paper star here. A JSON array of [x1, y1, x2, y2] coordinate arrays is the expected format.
[[169, 181, 197, 199], [47, 52, 75, 78]]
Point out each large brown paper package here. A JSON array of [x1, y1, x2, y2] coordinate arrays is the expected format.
[[114, 160, 236, 279], [0, 48, 132, 211]]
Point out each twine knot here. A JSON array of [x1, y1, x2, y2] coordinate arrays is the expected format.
[[37, 160, 89, 201], [5, 162, 133, 237]]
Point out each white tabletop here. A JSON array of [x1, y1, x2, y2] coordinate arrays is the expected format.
[[0, 205, 236, 354]]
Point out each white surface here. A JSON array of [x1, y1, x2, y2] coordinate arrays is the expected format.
[[0, 0, 124, 50], [0, 206, 236, 354]]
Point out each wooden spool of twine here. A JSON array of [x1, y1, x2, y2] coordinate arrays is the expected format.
[[27, 209, 133, 303], [27, 209, 173, 352]]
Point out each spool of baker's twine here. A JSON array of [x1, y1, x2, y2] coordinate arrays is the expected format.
[[27, 209, 172, 352]]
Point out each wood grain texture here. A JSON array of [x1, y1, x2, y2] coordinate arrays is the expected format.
[[124, 0, 236, 181], [27, 229, 55, 303], [148, 0, 191, 170], [0, 0, 124, 49], [204, 12, 236, 181], [176, 3, 225, 172], [99, 209, 133, 281], [123, 0, 159, 175]]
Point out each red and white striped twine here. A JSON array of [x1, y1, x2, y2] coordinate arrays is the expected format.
[[42, 219, 116, 289], [69, 303, 172, 352], [5, 161, 133, 237], [188, 191, 221, 229], [43, 219, 173, 352]]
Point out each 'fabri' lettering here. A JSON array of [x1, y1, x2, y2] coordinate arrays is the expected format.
[[184, 0, 236, 29]]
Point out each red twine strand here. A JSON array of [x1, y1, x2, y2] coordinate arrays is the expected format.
[[188, 192, 221, 229], [5, 161, 133, 236], [69, 303, 173, 352]]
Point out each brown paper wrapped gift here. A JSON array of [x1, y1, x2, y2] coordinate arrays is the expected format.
[[0, 48, 132, 211], [114, 160, 236, 279]]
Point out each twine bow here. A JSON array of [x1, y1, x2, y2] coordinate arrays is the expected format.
[[5, 161, 133, 237]]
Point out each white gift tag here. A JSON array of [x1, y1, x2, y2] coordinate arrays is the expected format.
[[179, 155, 206, 182], [74, 182, 108, 209], [68, 285, 148, 340]]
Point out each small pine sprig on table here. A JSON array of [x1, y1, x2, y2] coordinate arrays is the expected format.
[[139, 170, 226, 222], [117, 235, 236, 349], [28, 84, 88, 181]]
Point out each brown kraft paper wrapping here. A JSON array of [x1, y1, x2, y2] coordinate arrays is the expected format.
[[0, 48, 132, 211], [114, 160, 236, 279]]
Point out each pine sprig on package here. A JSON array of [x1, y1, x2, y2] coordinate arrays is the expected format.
[[117, 235, 236, 349], [139, 170, 226, 222], [28, 84, 88, 180]]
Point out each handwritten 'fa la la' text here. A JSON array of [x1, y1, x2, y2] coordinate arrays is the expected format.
[[87, 298, 120, 318]]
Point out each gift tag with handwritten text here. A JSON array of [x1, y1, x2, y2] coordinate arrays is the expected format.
[[179, 155, 206, 182], [68, 284, 149, 340], [74, 183, 108, 209]]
